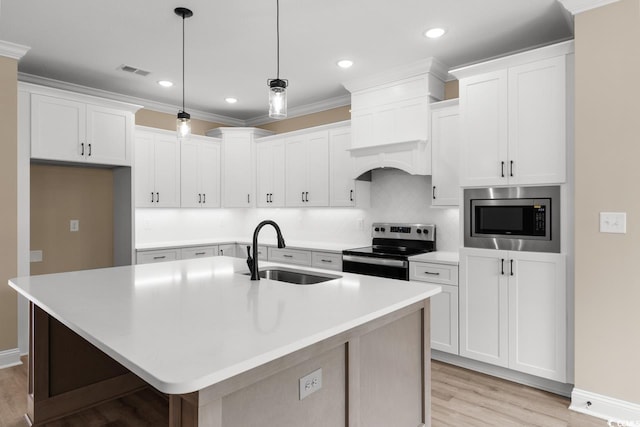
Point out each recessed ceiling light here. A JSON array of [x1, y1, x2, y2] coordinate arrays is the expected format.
[[424, 28, 446, 39], [157, 80, 173, 88], [337, 59, 354, 69], [225, 97, 238, 104]]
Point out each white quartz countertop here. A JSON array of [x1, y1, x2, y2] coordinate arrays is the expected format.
[[8, 257, 440, 395], [136, 238, 370, 253], [409, 251, 459, 265]]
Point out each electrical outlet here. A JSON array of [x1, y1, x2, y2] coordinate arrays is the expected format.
[[600, 212, 626, 234], [299, 368, 322, 400], [30, 250, 43, 263], [70, 219, 79, 232]]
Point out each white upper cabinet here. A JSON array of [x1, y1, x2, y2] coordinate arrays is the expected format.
[[329, 126, 357, 207], [454, 41, 572, 187], [207, 127, 273, 208], [135, 127, 180, 208], [430, 100, 460, 206], [181, 135, 221, 208], [29, 86, 139, 166], [285, 130, 330, 207], [256, 137, 285, 208]]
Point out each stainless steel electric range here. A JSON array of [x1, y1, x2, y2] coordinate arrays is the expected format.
[[342, 223, 436, 280]]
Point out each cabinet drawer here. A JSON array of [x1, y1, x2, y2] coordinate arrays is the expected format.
[[268, 247, 311, 266], [410, 262, 458, 286], [311, 251, 343, 271], [137, 249, 180, 264], [181, 246, 217, 260]]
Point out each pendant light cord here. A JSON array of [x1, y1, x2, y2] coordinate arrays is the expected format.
[[182, 13, 186, 112], [276, 0, 280, 79]]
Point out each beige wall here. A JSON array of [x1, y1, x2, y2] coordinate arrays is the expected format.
[[135, 108, 225, 135], [574, 0, 640, 403], [0, 56, 18, 352], [30, 165, 114, 275], [444, 80, 459, 100], [257, 105, 351, 134]]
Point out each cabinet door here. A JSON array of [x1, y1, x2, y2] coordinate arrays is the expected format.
[[85, 104, 131, 166], [459, 248, 509, 367], [304, 131, 329, 206], [508, 56, 566, 185], [134, 131, 156, 208], [256, 139, 285, 208], [181, 246, 217, 259], [31, 94, 85, 162], [199, 142, 221, 208], [459, 71, 508, 187], [218, 244, 236, 257], [223, 134, 254, 207], [136, 249, 180, 264], [431, 285, 459, 354], [285, 136, 307, 207], [508, 252, 566, 381], [431, 105, 460, 206], [180, 140, 201, 208], [153, 134, 180, 208], [329, 127, 356, 207]]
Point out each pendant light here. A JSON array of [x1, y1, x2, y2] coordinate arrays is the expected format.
[[175, 7, 193, 140], [268, 0, 288, 119]]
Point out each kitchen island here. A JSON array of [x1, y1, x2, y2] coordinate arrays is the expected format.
[[9, 256, 440, 427]]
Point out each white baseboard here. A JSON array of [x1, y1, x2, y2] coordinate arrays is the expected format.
[[0, 348, 22, 369], [571, 388, 640, 424], [432, 350, 573, 397]]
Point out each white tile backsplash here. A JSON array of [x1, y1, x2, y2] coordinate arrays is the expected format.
[[136, 168, 460, 252]]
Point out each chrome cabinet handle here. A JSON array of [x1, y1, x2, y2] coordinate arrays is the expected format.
[[349, 190, 354, 202]]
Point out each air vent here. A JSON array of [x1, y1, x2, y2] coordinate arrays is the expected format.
[[118, 64, 151, 77]]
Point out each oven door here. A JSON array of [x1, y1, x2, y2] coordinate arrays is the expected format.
[[342, 255, 408, 280]]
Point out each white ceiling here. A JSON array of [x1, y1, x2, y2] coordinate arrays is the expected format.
[[0, 1, 573, 124]]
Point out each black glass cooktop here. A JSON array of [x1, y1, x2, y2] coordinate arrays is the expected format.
[[343, 245, 432, 259]]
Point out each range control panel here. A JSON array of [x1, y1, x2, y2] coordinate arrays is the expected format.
[[372, 223, 435, 241]]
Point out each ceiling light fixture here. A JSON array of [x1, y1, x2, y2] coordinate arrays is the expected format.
[[225, 97, 238, 104], [175, 7, 193, 141], [158, 80, 174, 88], [267, 0, 288, 119], [425, 28, 446, 39], [337, 59, 354, 69]]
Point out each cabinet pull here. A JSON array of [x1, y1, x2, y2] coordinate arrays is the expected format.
[[219, 249, 223, 255], [501, 161, 505, 178], [301, 192, 305, 202], [510, 259, 514, 276], [153, 256, 166, 260], [305, 192, 309, 202], [195, 252, 206, 256], [283, 254, 293, 258], [198, 193, 202, 203], [270, 193, 273, 203], [81, 143, 85, 156], [156, 192, 160, 203], [203, 194, 206, 204], [501, 258, 505, 275], [510, 160, 514, 177], [321, 259, 333, 263], [151, 192, 155, 203], [350, 189, 354, 202], [88, 144, 92, 156], [432, 186, 436, 200], [247, 194, 250, 204], [266, 193, 270, 203], [424, 271, 440, 276]]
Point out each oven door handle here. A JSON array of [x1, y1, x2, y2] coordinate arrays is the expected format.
[[342, 255, 408, 268]]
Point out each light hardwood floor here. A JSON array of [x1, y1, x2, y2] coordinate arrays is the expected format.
[[0, 357, 606, 426]]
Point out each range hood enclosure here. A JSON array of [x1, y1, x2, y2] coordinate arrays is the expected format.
[[344, 58, 447, 178]]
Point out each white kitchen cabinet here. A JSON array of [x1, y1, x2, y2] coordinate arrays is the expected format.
[[410, 261, 459, 355], [218, 244, 236, 257], [329, 126, 357, 207], [135, 127, 180, 208], [459, 247, 566, 381], [236, 244, 268, 261], [430, 100, 460, 206], [268, 247, 312, 266], [455, 43, 571, 187], [181, 135, 221, 208], [181, 246, 218, 260], [136, 248, 180, 264], [31, 92, 136, 166], [285, 130, 329, 207], [256, 137, 285, 208], [311, 251, 342, 271], [206, 127, 273, 208]]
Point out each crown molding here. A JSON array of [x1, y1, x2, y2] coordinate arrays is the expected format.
[[17, 72, 245, 126], [0, 40, 30, 60], [558, 0, 620, 14], [244, 94, 351, 127]]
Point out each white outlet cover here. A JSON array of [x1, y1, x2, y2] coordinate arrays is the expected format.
[[30, 250, 43, 263], [299, 368, 322, 400], [600, 212, 626, 234], [70, 219, 80, 232]]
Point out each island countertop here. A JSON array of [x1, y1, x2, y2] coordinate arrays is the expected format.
[[8, 256, 440, 395]]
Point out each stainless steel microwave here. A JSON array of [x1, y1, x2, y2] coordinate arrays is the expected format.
[[464, 186, 560, 253]]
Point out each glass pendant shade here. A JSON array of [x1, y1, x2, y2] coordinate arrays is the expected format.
[[177, 110, 191, 140], [268, 79, 288, 119]]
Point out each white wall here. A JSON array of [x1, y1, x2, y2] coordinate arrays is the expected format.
[[136, 168, 460, 252]]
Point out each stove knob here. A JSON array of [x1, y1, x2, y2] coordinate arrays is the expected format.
[[416, 229, 422, 234], [374, 227, 380, 232], [381, 227, 386, 232], [423, 229, 429, 235]]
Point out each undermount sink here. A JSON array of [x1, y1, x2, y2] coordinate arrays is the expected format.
[[243, 267, 341, 285]]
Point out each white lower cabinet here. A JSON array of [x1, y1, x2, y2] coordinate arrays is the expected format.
[[268, 247, 312, 266], [459, 248, 566, 382], [236, 244, 268, 261], [218, 244, 236, 257], [410, 261, 459, 355], [136, 249, 180, 264], [311, 251, 342, 271], [181, 246, 218, 260]]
